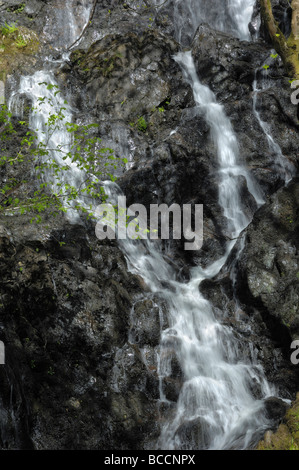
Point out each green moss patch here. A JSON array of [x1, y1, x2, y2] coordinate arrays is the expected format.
[[0, 24, 40, 82], [257, 393, 299, 450]]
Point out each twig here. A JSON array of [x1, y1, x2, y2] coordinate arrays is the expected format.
[[124, 0, 169, 14], [67, 0, 97, 51]]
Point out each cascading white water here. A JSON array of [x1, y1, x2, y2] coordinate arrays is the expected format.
[[7, 0, 291, 450], [112, 0, 281, 450], [175, 51, 265, 240], [103, 50, 275, 450], [43, 0, 92, 51], [160, 50, 275, 450], [106, 183, 275, 449]]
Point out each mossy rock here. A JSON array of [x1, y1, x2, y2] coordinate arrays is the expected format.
[[257, 425, 293, 450], [0, 25, 40, 81], [257, 393, 299, 450]]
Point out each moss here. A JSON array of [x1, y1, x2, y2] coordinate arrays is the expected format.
[[285, 397, 299, 434], [0, 25, 40, 84], [69, 49, 85, 64], [286, 33, 299, 79], [6, 2, 26, 14], [257, 393, 299, 450], [257, 425, 293, 450], [260, 0, 299, 79]]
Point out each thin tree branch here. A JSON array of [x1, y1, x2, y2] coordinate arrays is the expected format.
[[67, 0, 97, 51]]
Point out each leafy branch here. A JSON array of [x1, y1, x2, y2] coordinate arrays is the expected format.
[[0, 90, 126, 223]]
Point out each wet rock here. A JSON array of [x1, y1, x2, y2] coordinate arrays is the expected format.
[[263, 396, 290, 421], [162, 376, 182, 403], [238, 181, 299, 342], [191, 23, 299, 195], [0, 219, 161, 449], [175, 418, 205, 450], [130, 299, 161, 347], [257, 392, 299, 450]]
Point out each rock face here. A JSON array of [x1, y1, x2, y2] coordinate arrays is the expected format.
[[192, 23, 299, 193], [0, 0, 299, 450], [0, 218, 161, 449], [238, 181, 299, 342]]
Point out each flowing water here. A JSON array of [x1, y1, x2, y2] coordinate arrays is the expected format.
[[117, 0, 285, 450], [107, 51, 273, 450], [8, 0, 96, 221], [7, 0, 292, 450], [175, 51, 265, 239], [105, 1, 279, 450]]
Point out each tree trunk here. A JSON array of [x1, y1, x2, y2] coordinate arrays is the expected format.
[[260, 0, 299, 79], [292, 0, 299, 40]]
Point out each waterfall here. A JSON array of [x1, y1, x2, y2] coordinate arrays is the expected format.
[[154, 49, 273, 450], [111, 0, 280, 450], [175, 51, 264, 240], [104, 49, 274, 449], [104, 179, 275, 449], [6, 0, 292, 450], [101, 0, 279, 448]]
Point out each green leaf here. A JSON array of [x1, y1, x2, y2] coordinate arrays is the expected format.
[[0, 83, 120, 222]]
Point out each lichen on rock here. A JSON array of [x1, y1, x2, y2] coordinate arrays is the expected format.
[[0, 24, 40, 81]]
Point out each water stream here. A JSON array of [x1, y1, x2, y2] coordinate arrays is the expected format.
[[7, 0, 293, 450]]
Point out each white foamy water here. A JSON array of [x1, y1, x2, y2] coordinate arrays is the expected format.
[[107, 0, 279, 450]]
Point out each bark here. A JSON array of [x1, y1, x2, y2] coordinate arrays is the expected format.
[[260, 0, 299, 78], [292, 0, 299, 40]]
